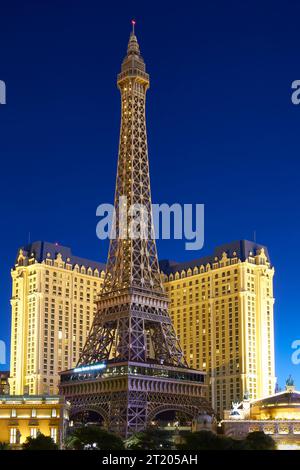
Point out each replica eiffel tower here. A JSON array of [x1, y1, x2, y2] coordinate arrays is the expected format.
[[60, 23, 212, 437]]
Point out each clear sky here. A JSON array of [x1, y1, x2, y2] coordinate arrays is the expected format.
[[0, 0, 299, 388]]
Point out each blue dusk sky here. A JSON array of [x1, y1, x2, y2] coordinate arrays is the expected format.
[[0, 0, 299, 388]]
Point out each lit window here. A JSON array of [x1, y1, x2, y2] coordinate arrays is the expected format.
[[31, 409, 37, 418], [10, 428, 17, 444], [50, 427, 57, 443], [11, 409, 17, 418], [30, 428, 37, 438], [51, 409, 57, 418]]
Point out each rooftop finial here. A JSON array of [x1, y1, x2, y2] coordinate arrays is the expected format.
[[286, 375, 294, 387], [131, 19, 136, 35], [286, 374, 296, 392]]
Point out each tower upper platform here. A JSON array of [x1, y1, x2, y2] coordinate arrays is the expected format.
[[117, 28, 149, 87]]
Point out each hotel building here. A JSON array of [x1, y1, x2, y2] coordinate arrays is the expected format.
[[9, 241, 105, 396], [161, 240, 276, 417]]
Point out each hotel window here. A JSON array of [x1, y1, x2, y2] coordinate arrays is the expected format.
[[11, 409, 17, 418], [31, 409, 37, 418], [51, 408, 57, 418], [50, 427, 57, 443], [10, 428, 17, 444], [30, 428, 38, 438]]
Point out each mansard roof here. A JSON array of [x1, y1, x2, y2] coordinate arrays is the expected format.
[[159, 240, 271, 275], [17, 241, 105, 272]]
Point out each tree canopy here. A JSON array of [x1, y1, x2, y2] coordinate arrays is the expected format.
[[0, 442, 10, 450], [65, 426, 124, 450], [177, 430, 276, 451], [245, 431, 276, 450], [22, 433, 59, 450], [125, 427, 173, 450]]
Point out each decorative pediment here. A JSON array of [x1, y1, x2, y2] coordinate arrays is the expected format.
[[17, 249, 26, 266], [258, 247, 267, 259]]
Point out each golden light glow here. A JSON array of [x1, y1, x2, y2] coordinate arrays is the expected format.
[[9, 249, 105, 395], [163, 248, 276, 416], [0, 396, 69, 448]]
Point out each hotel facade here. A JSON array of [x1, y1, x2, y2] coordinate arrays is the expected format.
[[0, 394, 69, 448], [161, 240, 276, 416], [9, 239, 276, 417], [9, 241, 105, 396]]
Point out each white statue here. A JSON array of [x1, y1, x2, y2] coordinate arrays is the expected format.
[[230, 401, 242, 419]]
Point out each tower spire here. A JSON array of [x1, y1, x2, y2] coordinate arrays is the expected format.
[[125, 20, 142, 59]]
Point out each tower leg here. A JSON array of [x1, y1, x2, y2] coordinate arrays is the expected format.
[[108, 391, 147, 438]]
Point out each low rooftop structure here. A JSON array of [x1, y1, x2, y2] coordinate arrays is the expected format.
[[0, 395, 70, 448], [223, 378, 300, 449]]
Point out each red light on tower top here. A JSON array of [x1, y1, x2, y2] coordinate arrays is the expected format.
[[131, 19, 136, 34]]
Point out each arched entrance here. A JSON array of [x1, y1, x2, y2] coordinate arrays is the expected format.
[[148, 407, 195, 431], [70, 408, 107, 429]]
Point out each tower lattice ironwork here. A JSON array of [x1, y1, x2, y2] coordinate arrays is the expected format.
[[60, 25, 213, 437]]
